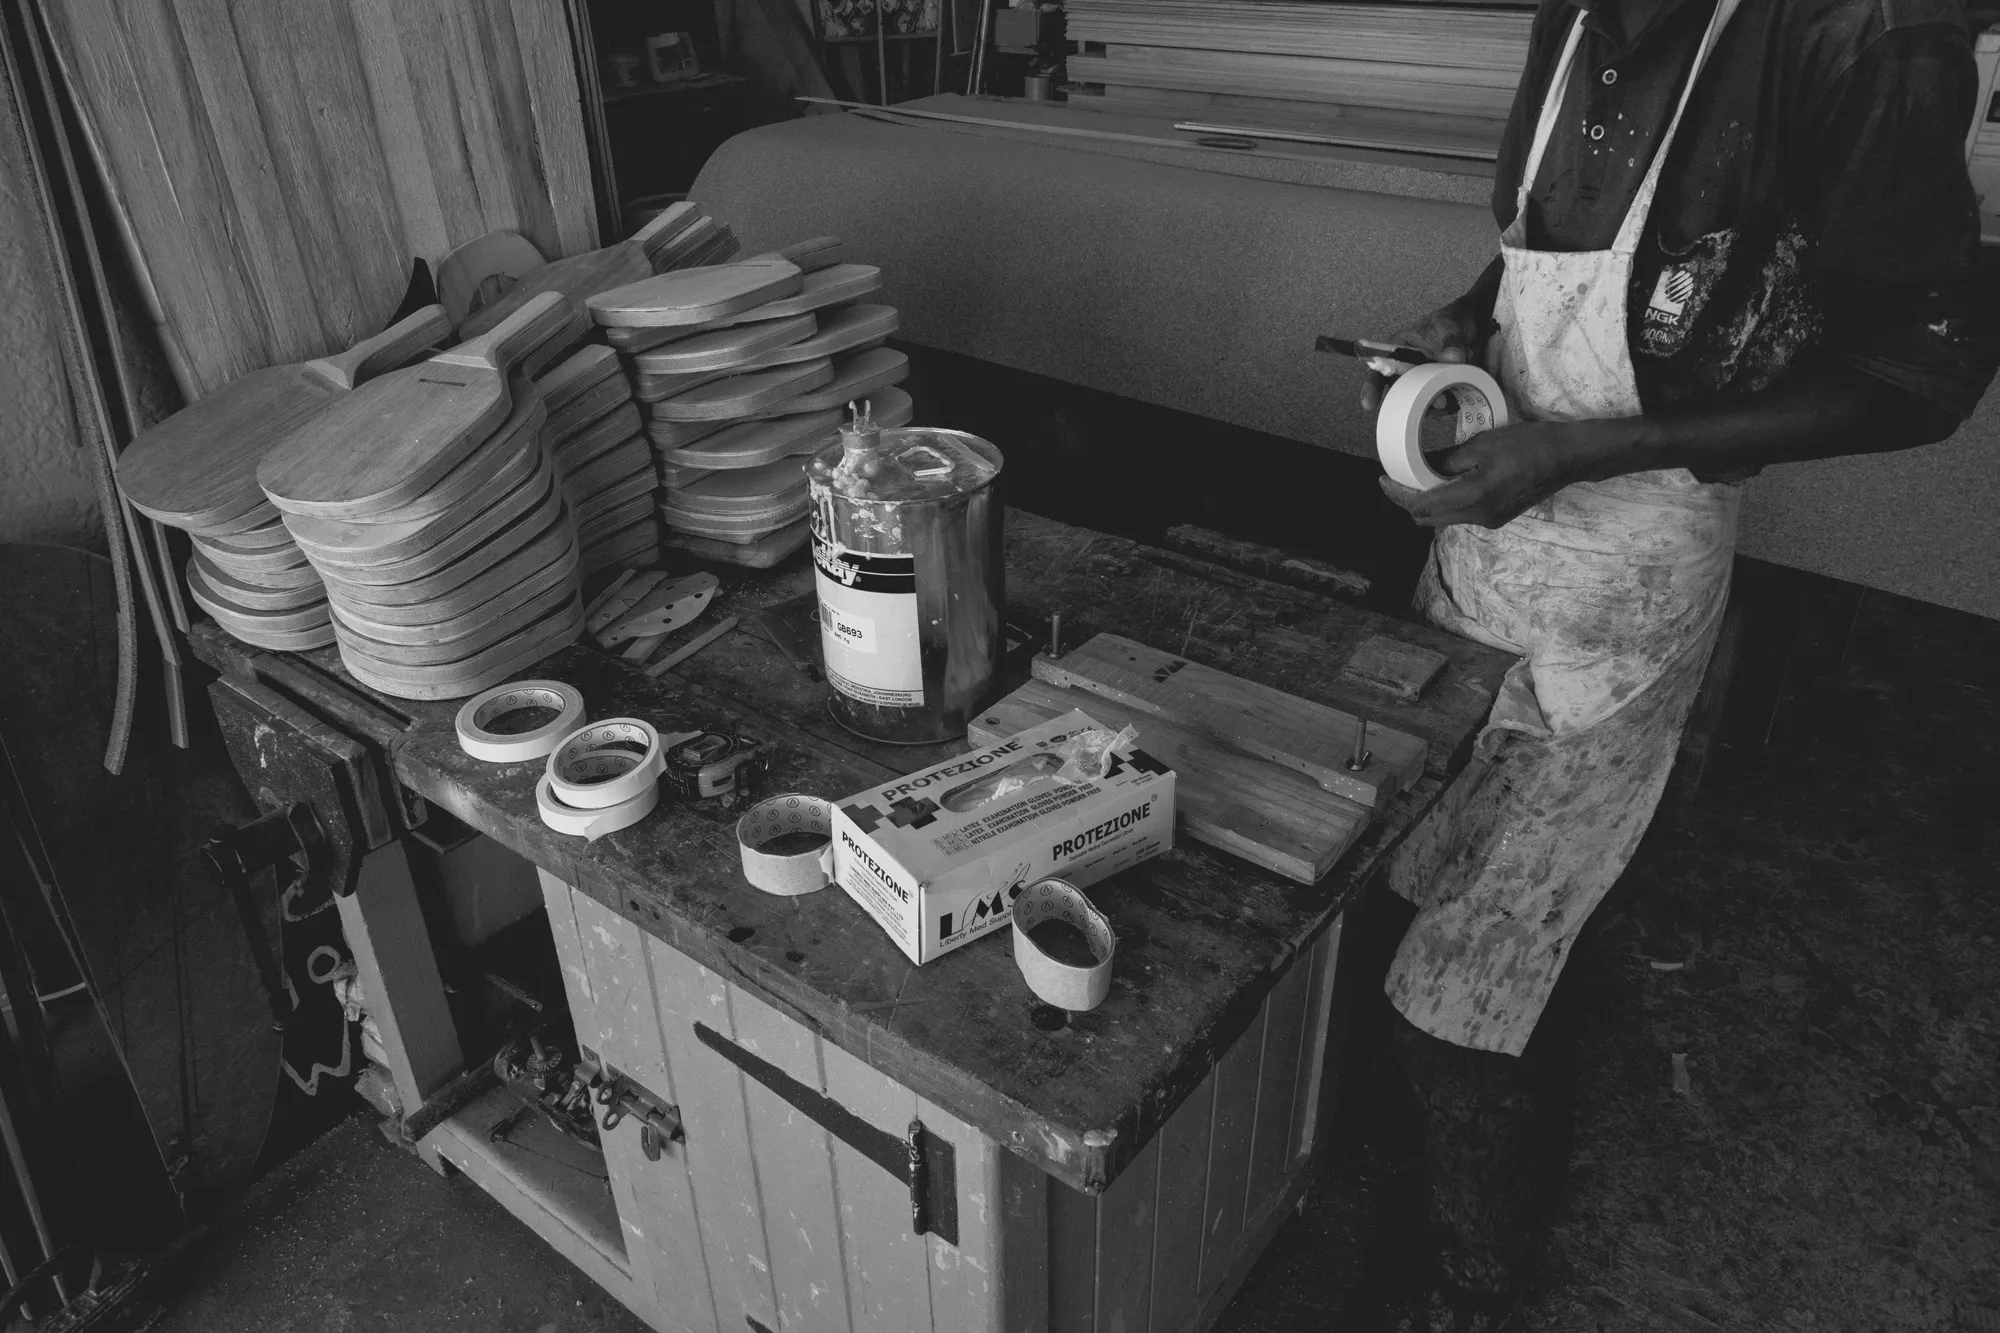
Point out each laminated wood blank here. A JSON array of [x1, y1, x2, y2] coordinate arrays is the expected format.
[[587, 259, 802, 329], [191, 534, 316, 579], [259, 293, 571, 518], [671, 457, 809, 511], [535, 344, 623, 414], [336, 594, 586, 701], [555, 405, 644, 471], [577, 476, 659, 532], [201, 517, 295, 552], [657, 409, 844, 470], [287, 437, 548, 568], [117, 305, 451, 531], [186, 576, 333, 639], [436, 232, 546, 331], [323, 518, 574, 623], [599, 259, 879, 355], [660, 493, 811, 540], [187, 557, 323, 612], [353, 392, 545, 527], [457, 203, 703, 338], [565, 437, 655, 506], [740, 304, 898, 370], [546, 376, 633, 442], [1067, 48, 1518, 118], [748, 349, 906, 417], [1034, 633, 1426, 808], [332, 573, 580, 664], [327, 550, 575, 647], [309, 463, 563, 585], [969, 678, 1369, 883], [189, 549, 320, 596], [632, 368, 728, 404], [1063, 0, 1533, 66], [746, 236, 845, 272], [648, 358, 835, 422], [627, 312, 818, 375], [645, 417, 725, 449], [663, 519, 811, 568], [519, 306, 594, 382], [658, 460, 716, 489]]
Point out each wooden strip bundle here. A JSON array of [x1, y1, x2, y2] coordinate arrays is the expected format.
[[1063, 0, 1532, 66], [1069, 47, 1518, 118]]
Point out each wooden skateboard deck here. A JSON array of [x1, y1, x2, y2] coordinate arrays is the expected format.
[[647, 358, 834, 422], [258, 293, 570, 519], [587, 259, 801, 329], [118, 305, 451, 530]]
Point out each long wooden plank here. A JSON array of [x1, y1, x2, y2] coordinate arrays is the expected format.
[[545, 883, 721, 1331], [728, 986, 856, 1332], [1241, 955, 1313, 1231], [508, 0, 599, 256], [1147, 1070, 1215, 1329], [1036, 633, 1426, 807], [648, 939, 782, 1329], [970, 679, 1369, 884], [1194, 1009, 1266, 1304], [346, 0, 451, 261], [819, 1042, 937, 1331]]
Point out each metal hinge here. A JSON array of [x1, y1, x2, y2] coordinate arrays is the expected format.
[[596, 1069, 684, 1161]]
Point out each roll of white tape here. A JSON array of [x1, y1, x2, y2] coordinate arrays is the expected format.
[[735, 794, 835, 896], [1376, 362, 1510, 491], [536, 773, 659, 841], [546, 719, 665, 810], [454, 680, 585, 762], [1012, 877, 1116, 1012]]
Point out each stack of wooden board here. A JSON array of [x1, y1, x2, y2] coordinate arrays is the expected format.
[[967, 632, 1430, 883], [1063, 0, 1532, 159], [587, 238, 913, 569], [532, 345, 659, 576], [256, 294, 587, 700], [114, 306, 454, 652]]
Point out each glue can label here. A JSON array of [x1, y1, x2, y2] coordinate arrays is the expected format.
[[812, 539, 924, 706]]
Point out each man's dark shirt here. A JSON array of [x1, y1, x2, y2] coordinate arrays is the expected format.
[[1492, 0, 1995, 427]]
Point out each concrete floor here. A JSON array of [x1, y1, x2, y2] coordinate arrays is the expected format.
[[102, 576, 1999, 1333]]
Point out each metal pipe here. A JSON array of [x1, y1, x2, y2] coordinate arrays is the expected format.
[[969, 0, 993, 93], [875, 0, 888, 104]]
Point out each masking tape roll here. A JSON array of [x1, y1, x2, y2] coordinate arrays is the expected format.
[[546, 719, 665, 809], [736, 794, 834, 895], [537, 772, 659, 840], [1012, 877, 1115, 1012], [454, 680, 585, 762], [1376, 361, 1510, 491]]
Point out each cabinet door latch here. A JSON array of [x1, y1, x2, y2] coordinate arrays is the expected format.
[[596, 1072, 684, 1160]]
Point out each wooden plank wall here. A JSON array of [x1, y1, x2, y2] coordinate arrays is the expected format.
[[42, 0, 597, 401]]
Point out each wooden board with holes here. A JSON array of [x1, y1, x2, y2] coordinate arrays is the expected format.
[[628, 311, 818, 375], [457, 203, 703, 338], [648, 358, 835, 422], [1035, 633, 1427, 808], [969, 677, 1369, 883], [117, 305, 451, 531], [587, 259, 801, 329], [662, 519, 811, 568], [259, 294, 570, 519]]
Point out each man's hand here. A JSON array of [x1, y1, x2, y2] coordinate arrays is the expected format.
[[1358, 301, 1490, 414], [1377, 419, 1602, 529]]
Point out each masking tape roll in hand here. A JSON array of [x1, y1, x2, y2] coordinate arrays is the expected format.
[[455, 680, 585, 762], [546, 719, 666, 809], [736, 794, 834, 896], [1012, 877, 1115, 1011], [1376, 361, 1511, 491]]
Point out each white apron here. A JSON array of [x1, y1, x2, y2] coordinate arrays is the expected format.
[[1384, 0, 1744, 1056]]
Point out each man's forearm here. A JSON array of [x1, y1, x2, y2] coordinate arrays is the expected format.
[[1563, 364, 1961, 483]]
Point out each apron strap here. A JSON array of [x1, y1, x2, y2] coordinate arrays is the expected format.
[[1513, 0, 1744, 253]]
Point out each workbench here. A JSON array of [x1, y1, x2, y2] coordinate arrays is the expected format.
[[190, 509, 1511, 1333]]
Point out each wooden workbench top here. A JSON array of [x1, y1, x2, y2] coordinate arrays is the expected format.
[[192, 510, 1511, 1192]]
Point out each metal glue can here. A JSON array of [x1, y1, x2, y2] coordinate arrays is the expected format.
[[806, 404, 1004, 744]]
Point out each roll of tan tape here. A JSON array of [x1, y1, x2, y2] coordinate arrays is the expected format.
[[454, 680, 585, 762], [1012, 877, 1115, 1011], [536, 769, 659, 840], [735, 794, 834, 895], [546, 719, 665, 810], [1376, 362, 1510, 491]]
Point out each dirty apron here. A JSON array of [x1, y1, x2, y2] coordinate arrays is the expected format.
[[1384, 0, 1743, 1056]]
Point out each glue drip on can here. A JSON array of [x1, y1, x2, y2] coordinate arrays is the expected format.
[[807, 399, 1005, 744]]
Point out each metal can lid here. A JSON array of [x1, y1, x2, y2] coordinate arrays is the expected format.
[[808, 427, 1002, 503]]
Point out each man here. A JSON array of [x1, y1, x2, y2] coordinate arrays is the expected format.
[[1357, 0, 1994, 1320]]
